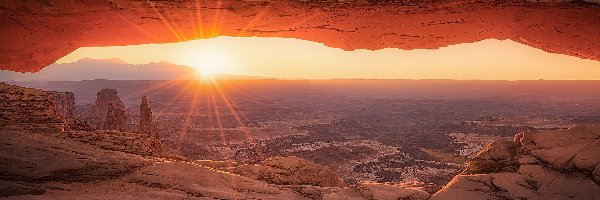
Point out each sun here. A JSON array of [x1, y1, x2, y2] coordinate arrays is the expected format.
[[188, 48, 235, 79]]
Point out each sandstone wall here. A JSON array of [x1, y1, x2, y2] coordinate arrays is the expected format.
[[0, 82, 65, 133]]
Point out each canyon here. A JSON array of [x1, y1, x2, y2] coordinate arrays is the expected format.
[[1, 81, 599, 199]]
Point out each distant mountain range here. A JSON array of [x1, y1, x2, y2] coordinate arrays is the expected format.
[[0, 58, 271, 81]]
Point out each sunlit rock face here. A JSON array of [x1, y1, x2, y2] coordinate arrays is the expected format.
[[0, 0, 599, 72]]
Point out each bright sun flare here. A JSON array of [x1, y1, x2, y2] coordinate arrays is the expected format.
[[189, 48, 234, 78]]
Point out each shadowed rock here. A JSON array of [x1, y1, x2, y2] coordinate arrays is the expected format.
[[138, 96, 153, 135], [87, 88, 128, 131]]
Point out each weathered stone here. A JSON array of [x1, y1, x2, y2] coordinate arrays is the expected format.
[[433, 126, 600, 199], [129, 162, 305, 200], [48, 91, 77, 125], [0, 82, 66, 133], [229, 156, 346, 187], [138, 96, 153, 135], [59, 130, 163, 157], [464, 139, 517, 174], [354, 181, 430, 200], [87, 88, 128, 131]]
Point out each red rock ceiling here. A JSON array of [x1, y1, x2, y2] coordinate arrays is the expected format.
[[1, 0, 599, 72]]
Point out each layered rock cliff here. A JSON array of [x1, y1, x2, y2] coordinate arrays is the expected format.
[[0, 82, 65, 133]]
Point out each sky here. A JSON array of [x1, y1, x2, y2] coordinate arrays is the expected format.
[[4, 36, 600, 80]]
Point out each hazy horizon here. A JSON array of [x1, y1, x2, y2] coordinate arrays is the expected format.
[[33, 37, 600, 80], [3, 37, 600, 81]]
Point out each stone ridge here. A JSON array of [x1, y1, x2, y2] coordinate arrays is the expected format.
[[0, 82, 66, 133]]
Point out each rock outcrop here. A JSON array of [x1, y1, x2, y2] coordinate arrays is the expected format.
[[87, 88, 128, 131], [58, 130, 163, 157], [0, 82, 65, 133], [47, 91, 77, 123], [1, 0, 599, 72], [229, 156, 347, 188], [138, 96, 153, 135], [432, 125, 600, 200]]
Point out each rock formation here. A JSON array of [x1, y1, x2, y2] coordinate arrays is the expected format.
[[431, 125, 600, 199], [0, 82, 66, 133], [47, 91, 77, 123], [229, 156, 347, 187], [138, 96, 153, 135], [1, 0, 599, 72], [58, 130, 163, 157], [87, 88, 128, 131]]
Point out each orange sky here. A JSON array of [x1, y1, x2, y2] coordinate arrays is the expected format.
[[56, 36, 600, 80]]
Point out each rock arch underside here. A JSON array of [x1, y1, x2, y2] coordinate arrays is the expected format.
[[1, 0, 600, 72]]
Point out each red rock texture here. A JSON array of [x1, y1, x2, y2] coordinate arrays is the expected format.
[[0, 82, 66, 133], [0, 0, 599, 72]]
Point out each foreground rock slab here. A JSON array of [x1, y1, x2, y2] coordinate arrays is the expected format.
[[432, 125, 600, 200]]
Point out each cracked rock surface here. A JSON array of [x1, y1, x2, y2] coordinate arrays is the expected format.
[[432, 125, 600, 200]]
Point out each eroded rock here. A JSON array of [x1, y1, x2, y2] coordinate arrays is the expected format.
[[433, 125, 600, 199], [138, 96, 153, 135], [229, 156, 346, 187], [87, 88, 128, 131], [0, 82, 66, 133]]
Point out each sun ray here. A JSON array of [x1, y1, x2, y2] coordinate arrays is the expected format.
[[146, 1, 186, 42], [271, 12, 321, 37], [210, 85, 228, 147], [209, 0, 223, 37], [174, 85, 201, 155], [236, 5, 271, 36], [194, 0, 205, 38], [116, 14, 164, 43], [212, 81, 264, 160], [124, 73, 198, 99]]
